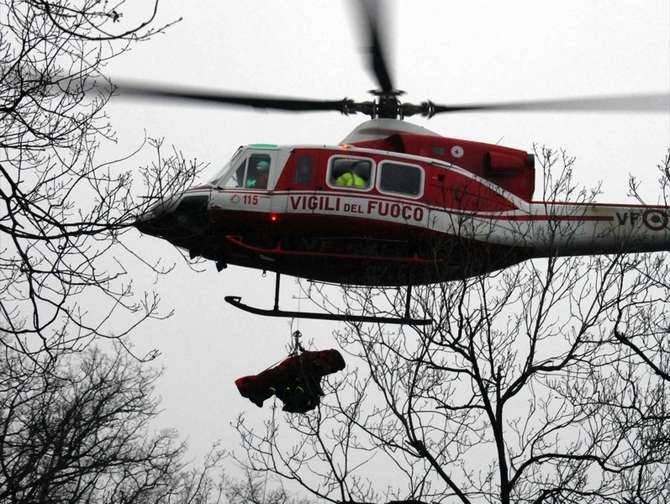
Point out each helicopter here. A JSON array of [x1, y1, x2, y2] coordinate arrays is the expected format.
[[127, 1, 669, 325]]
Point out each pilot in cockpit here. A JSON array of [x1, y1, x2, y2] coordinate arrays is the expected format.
[[246, 159, 270, 189]]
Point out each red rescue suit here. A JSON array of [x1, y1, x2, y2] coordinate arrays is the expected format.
[[235, 349, 345, 413]]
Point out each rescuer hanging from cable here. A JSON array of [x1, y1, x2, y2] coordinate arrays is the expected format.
[[234, 331, 346, 414]]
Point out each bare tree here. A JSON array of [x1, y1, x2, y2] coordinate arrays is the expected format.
[[222, 467, 313, 504], [617, 149, 670, 383], [0, 341, 183, 502], [0, 336, 321, 504], [0, 0, 200, 359], [234, 148, 670, 504]]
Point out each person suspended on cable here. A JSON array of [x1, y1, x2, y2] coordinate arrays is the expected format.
[[235, 341, 345, 414]]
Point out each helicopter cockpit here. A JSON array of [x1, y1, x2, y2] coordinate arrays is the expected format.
[[211, 145, 284, 191]]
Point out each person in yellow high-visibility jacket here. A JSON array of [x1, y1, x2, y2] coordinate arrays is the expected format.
[[335, 170, 367, 188]]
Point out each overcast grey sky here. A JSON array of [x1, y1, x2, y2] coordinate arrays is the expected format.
[[102, 0, 670, 463]]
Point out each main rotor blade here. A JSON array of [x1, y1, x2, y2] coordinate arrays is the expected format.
[[107, 80, 352, 113], [356, 0, 395, 93], [429, 93, 670, 115]]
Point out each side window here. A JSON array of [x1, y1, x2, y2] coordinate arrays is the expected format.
[[224, 158, 247, 188], [378, 161, 423, 197], [328, 157, 373, 190], [295, 156, 313, 184], [245, 154, 271, 190]]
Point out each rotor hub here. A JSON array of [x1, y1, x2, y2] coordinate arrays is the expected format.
[[376, 94, 401, 119]]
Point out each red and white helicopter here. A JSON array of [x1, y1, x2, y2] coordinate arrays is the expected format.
[[129, 2, 669, 325]]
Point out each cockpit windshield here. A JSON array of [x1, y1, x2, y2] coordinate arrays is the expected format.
[[209, 146, 245, 186]]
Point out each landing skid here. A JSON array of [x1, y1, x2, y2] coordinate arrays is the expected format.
[[225, 273, 432, 326]]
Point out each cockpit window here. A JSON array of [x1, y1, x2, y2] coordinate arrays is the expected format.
[[219, 153, 272, 190], [245, 154, 271, 190], [328, 157, 373, 190], [295, 155, 313, 184]]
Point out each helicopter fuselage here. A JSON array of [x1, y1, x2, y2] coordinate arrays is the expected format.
[[137, 121, 670, 286]]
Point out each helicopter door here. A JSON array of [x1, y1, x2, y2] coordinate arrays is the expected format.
[[272, 152, 318, 217], [210, 150, 279, 220], [241, 152, 276, 219]]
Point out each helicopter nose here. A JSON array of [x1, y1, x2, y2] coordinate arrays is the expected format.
[[135, 193, 210, 237], [135, 196, 179, 235]]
